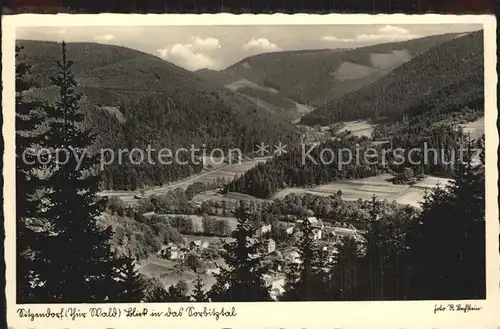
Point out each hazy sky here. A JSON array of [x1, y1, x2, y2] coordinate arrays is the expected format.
[[17, 24, 482, 71]]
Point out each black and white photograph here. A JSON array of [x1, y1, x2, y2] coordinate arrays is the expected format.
[[3, 13, 498, 328]]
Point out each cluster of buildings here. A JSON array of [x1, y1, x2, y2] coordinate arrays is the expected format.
[[260, 216, 368, 300], [154, 214, 366, 294], [284, 216, 366, 243], [255, 223, 277, 254], [157, 238, 210, 261], [204, 259, 226, 275]]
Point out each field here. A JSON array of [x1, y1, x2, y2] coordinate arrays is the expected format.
[[273, 174, 454, 209], [460, 116, 484, 139], [294, 101, 315, 116], [201, 156, 227, 170], [138, 255, 217, 291], [192, 191, 266, 204], [182, 234, 236, 244], [225, 78, 278, 94], [336, 120, 377, 138], [182, 159, 268, 186]]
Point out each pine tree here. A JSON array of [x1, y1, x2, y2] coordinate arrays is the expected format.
[[35, 41, 119, 302], [208, 201, 272, 301], [15, 46, 50, 302], [281, 217, 327, 301], [191, 275, 208, 302], [142, 277, 172, 302], [329, 236, 362, 301], [165, 281, 190, 302], [113, 254, 147, 302], [360, 195, 386, 299], [408, 136, 485, 299]]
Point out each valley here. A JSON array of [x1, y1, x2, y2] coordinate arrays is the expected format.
[[115, 168, 455, 296], [16, 24, 486, 303]]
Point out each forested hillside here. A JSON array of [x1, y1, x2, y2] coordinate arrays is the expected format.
[[301, 31, 484, 125], [197, 32, 463, 108], [225, 137, 384, 198], [226, 107, 484, 198], [17, 40, 301, 190]]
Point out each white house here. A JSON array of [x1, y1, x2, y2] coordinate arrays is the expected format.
[[307, 216, 319, 224], [189, 239, 210, 250], [257, 224, 272, 236], [312, 228, 323, 240], [270, 278, 286, 300], [206, 263, 220, 275], [300, 217, 323, 240], [327, 227, 365, 243], [170, 249, 180, 260], [206, 260, 226, 275], [158, 244, 186, 260], [285, 250, 301, 264], [142, 211, 155, 219], [267, 238, 276, 254]]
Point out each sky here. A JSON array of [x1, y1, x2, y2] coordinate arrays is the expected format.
[[17, 24, 482, 71]]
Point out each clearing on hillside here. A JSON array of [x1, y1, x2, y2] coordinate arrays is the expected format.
[[460, 116, 485, 140], [336, 120, 377, 138], [272, 174, 454, 209]]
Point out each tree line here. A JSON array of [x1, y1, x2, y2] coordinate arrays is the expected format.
[[225, 138, 384, 198]]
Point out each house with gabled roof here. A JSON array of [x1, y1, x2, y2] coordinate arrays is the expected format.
[[158, 243, 186, 260], [206, 259, 227, 275], [284, 250, 301, 264], [324, 226, 366, 243], [205, 262, 220, 275], [257, 223, 272, 236], [307, 217, 324, 240], [266, 238, 276, 254], [190, 239, 210, 250]]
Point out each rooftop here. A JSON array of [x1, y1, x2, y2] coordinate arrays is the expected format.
[[306, 216, 319, 224]]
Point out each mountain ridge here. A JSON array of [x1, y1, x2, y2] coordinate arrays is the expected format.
[[196, 32, 467, 108], [300, 30, 484, 125], [17, 40, 301, 190]]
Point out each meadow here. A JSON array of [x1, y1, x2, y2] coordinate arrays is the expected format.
[[335, 120, 377, 138], [460, 116, 485, 139], [273, 174, 453, 209]]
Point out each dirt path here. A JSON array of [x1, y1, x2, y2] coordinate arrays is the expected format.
[[151, 164, 231, 191]]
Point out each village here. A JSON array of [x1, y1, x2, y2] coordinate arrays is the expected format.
[[140, 210, 366, 300]]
